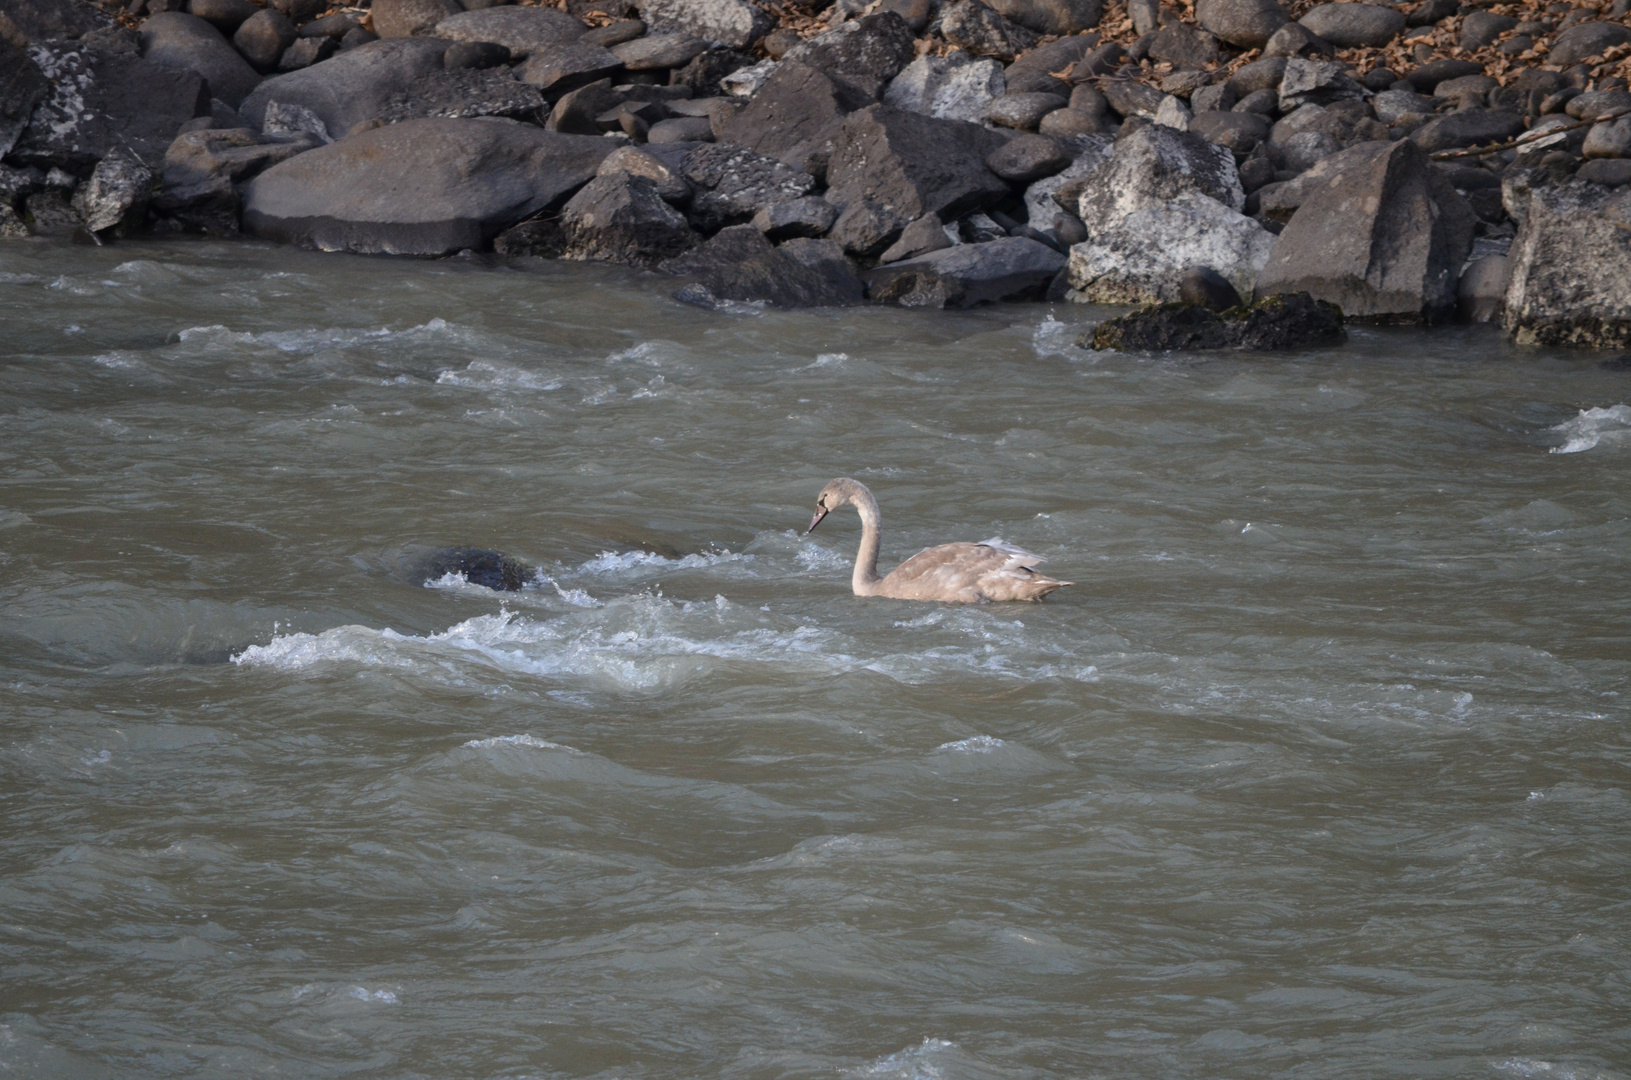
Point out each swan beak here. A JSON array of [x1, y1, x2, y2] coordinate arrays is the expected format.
[[805, 507, 828, 534]]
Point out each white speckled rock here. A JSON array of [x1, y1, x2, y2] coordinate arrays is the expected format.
[[1066, 192, 1275, 304], [883, 53, 1006, 123]]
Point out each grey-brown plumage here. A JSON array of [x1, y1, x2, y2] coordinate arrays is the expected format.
[[805, 478, 1072, 602]]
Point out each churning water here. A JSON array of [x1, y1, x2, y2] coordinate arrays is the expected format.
[[1, 240, 1628, 1080]]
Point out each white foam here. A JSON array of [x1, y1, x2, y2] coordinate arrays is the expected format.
[[1549, 404, 1631, 454], [461, 734, 579, 752], [852, 1038, 958, 1080], [934, 735, 1005, 754], [435, 360, 564, 392], [1032, 314, 1084, 357], [177, 317, 469, 356], [567, 548, 748, 577]]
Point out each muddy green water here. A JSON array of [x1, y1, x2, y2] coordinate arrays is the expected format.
[[1, 239, 1629, 1080]]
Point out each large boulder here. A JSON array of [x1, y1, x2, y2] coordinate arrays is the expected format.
[[1547, 21, 1631, 67], [1255, 139, 1475, 322], [1408, 108, 1526, 154], [432, 7, 586, 57], [985, 0, 1102, 36], [1296, 3, 1404, 47], [680, 142, 816, 231], [940, 0, 1038, 61], [0, 0, 111, 42], [1195, 0, 1287, 48], [864, 235, 1066, 306], [781, 12, 916, 106], [375, 67, 546, 123], [152, 124, 317, 232], [238, 38, 449, 137], [712, 60, 849, 176], [139, 11, 262, 107], [661, 224, 862, 308], [370, 0, 463, 39], [559, 172, 698, 266], [71, 147, 152, 234], [1087, 291, 1345, 350], [824, 104, 1010, 234], [12, 41, 210, 170], [241, 116, 613, 254], [515, 41, 623, 95], [883, 52, 1006, 123], [634, 0, 771, 49], [1076, 122, 1243, 219], [1502, 179, 1631, 348], [1, 40, 50, 160]]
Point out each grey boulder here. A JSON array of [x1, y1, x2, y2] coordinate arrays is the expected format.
[[864, 235, 1065, 307], [0, 0, 112, 42], [1408, 108, 1525, 153], [984, 0, 1102, 36], [824, 104, 1010, 232], [242, 116, 613, 254], [433, 7, 586, 57], [751, 196, 837, 240], [374, 67, 546, 124], [780, 12, 916, 105], [239, 38, 449, 138], [986, 132, 1071, 182], [516, 41, 623, 95], [139, 11, 262, 107], [1503, 178, 1631, 347], [1547, 21, 1631, 67], [883, 52, 1006, 123], [1195, 0, 1287, 48], [662, 224, 862, 308], [560, 172, 698, 266], [1, 40, 49, 161], [1255, 139, 1475, 322], [680, 142, 816, 232], [72, 148, 152, 233], [635, 0, 771, 50], [610, 32, 708, 70], [370, 0, 463, 39], [233, 8, 297, 72], [712, 60, 849, 175], [1296, 2, 1404, 47]]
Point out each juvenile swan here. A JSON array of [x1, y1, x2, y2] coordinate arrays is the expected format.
[[805, 478, 1071, 602]]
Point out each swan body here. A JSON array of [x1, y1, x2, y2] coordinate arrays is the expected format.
[[805, 478, 1071, 603]]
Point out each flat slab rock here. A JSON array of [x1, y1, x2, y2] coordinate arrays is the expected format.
[[242, 116, 613, 255], [661, 224, 862, 308], [1086, 292, 1346, 351], [864, 235, 1066, 307]]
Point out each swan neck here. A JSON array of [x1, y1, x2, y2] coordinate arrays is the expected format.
[[851, 488, 882, 594]]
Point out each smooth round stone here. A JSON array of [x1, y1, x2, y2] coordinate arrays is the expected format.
[[1280, 129, 1341, 173], [1194, 0, 1288, 48], [1191, 109, 1270, 152], [1406, 59, 1484, 92], [1577, 157, 1631, 185], [233, 7, 296, 71], [1233, 87, 1280, 116], [188, 0, 257, 33], [581, 19, 646, 47], [988, 92, 1070, 130], [610, 32, 708, 70], [1297, 3, 1406, 48], [985, 133, 1072, 183], [1037, 107, 1111, 138], [646, 116, 715, 143], [1434, 74, 1498, 101], [443, 40, 511, 69], [1459, 11, 1516, 50]]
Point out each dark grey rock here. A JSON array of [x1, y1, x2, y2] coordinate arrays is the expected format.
[[269, 0, 326, 23], [1190, 82, 1235, 114], [277, 36, 334, 70], [1457, 252, 1506, 322], [864, 235, 1065, 307], [1433, 74, 1497, 105], [597, 142, 690, 202], [516, 40, 622, 94], [1147, 22, 1220, 70], [829, 198, 909, 256], [1195, 0, 1285, 48], [1178, 264, 1242, 310], [1256, 138, 1476, 322], [669, 47, 753, 97], [1087, 291, 1345, 350], [1583, 115, 1631, 159], [1460, 11, 1516, 50], [432, 7, 586, 57], [0, 40, 49, 161], [1066, 40, 1124, 80], [635, 0, 771, 50], [1371, 87, 1436, 125], [1269, 103, 1349, 148], [881, 0, 934, 33], [188, 0, 258, 34], [546, 77, 622, 134], [775, 236, 866, 304], [1503, 178, 1631, 347], [1409, 108, 1525, 153], [782, 12, 916, 105], [1190, 109, 1269, 153], [376, 67, 547, 124], [239, 37, 449, 135], [1280, 129, 1340, 172], [1548, 21, 1631, 67], [370, 0, 463, 39], [338, 27, 377, 51], [444, 40, 512, 70], [1406, 0, 1455, 27], [876, 211, 953, 262], [751, 196, 836, 240], [242, 116, 613, 254], [1227, 56, 1286, 96], [419, 547, 533, 591], [70, 147, 152, 233], [581, 18, 646, 47], [1405, 59, 1483, 92], [1233, 87, 1279, 116], [0, 0, 111, 42], [1565, 90, 1631, 122], [1578, 157, 1631, 185], [941, 0, 1038, 61], [1037, 108, 1111, 137], [1100, 78, 1166, 119], [233, 8, 296, 72], [985, 0, 1102, 36], [986, 132, 1071, 181], [681, 142, 816, 231], [1263, 22, 1333, 58], [1297, 2, 1403, 47], [662, 223, 862, 308], [713, 60, 847, 175], [610, 31, 705, 70], [140, 10, 262, 107], [989, 91, 1068, 130], [14, 40, 210, 169], [560, 171, 697, 265], [1278, 57, 1363, 110], [152, 125, 316, 233], [647, 115, 711, 142], [825, 104, 1011, 229]]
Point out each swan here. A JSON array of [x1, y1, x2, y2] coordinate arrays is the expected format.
[[805, 478, 1071, 602]]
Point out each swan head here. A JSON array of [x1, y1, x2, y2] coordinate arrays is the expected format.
[[806, 477, 870, 534]]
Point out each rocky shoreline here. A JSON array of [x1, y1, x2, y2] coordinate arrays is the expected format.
[[2, 0, 1628, 345]]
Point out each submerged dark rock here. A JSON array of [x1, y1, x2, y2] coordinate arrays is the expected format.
[[1087, 292, 1346, 351], [423, 546, 534, 590]]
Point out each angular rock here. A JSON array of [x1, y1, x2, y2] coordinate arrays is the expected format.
[[1547, 21, 1631, 67], [986, 132, 1070, 182], [670, 47, 753, 97], [751, 196, 837, 240], [824, 105, 1010, 228], [559, 171, 697, 265], [433, 7, 586, 57], [238, 37, 448, 135], [1088, 291, 1344, 350], [1583, 116, 1631, 160], [278, 36, 335, 71], [1278, 57, 1363, 111], [370, 0, 463, 39], [242, 116, 613, 254], [1409, 108, 1525, 153], [1004, 33, 1100, 96], [1269, 103, 1349, 148], [0, 0, 111, 42], [1077, 123, 1244, 220], [234, 8, 297, 72], [1297, 3, 1404, 47], [877, 211, 953, 262], [1196, 0, 1287, 48], [1190, 109, 1269, 153], [941, 0, 1037, 61], [14, 41, 210, 170], [139, 11, 262, 107], [189, 0, 259, 35], [782, 12, 916, 106], [1256, 139, 1475, 322], [1502, 179, 1631, 347], [546, 77, 622, 134], [581, 18, 646, 47], [775, 236, 865, 304], [1068, 193, 1274, 303], [1022, 133, 1112, 225], [1459, 11, 1516, 51], [989, 91, 1068, 130], [681, 142, 815, 231], [985, 0, 1102, 36], [1101, 78, 1166, 120], [829, 198, 910, 256], [865, 235, 1064, 306], [1, 40, 49, 161], [883, 53, 1006, 124], [1263, 22, 1333, 58], [1148, 23, 1220, 70], [597, 143, 689, 202], [70, 148, 152, 234], [713, 60, 847, 176], [376, 67, 547, 124], [1178, 265, 1243, 310], [611, 32, 706, 70], [635, 0, 771, 49], [1281, 129, 1340, 172], [1227, 56, 1287, 96], [662, 223, 861, 308], [516, 41, 622, 94], [1457, 253, 1506, 322]]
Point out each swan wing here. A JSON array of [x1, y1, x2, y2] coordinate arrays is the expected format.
[[879, 542, 1069, 602]]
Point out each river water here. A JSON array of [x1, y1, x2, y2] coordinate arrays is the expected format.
[[1, 239, 1628, 1080]]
